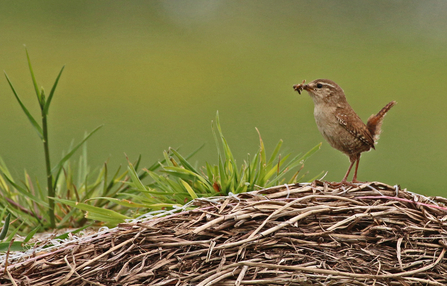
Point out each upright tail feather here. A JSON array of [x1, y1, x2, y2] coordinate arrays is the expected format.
[[367, 101, 396, 143]]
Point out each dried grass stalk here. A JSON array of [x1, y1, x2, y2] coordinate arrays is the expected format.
[[2, 182, 447, 285]]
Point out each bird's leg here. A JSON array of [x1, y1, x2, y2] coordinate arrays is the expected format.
[[340, 158, 356, 185], [326, 157, 356, 188], [340, 159, 357, 183], [352, 155, 361, 183]]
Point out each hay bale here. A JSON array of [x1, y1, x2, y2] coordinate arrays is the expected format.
[[2, 182, 447, 285]]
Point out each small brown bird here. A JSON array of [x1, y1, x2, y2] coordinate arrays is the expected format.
[[293, 79, 396, 186]]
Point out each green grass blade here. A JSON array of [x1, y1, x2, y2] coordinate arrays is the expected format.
[[58, 207, 78, 227], [90, 197, 147, 208], [0, 157, 14, 181], [101, 162, 108, 197], [180, 179, 198, 199], [0, 208, 7, 223], [248, 153, 260, 186], [169, 148, 200, 174], [216, 113, 236, 165], [52, 125, 103, 176], [44, 65, 65, 115], [6, 221, 23, 241], [267, 143, 321, 186], [287, 143, 322, 170], [4, 72, 43, 139], [84, 212, 126, 225], [0, 169, 49, 207], [163, 166, 213, 190], [256, 128, 267, 166], [205, 162, 214, 182], [211, 117, 226, 189], [40, 87, 46, 107], [267, 139, 283, 166], [24, 225, 41, 243], [142, 203, 182, 209], [147, 158, 165, 172], [77, 142, 89, 186], [52, 197, 131, 223], [127, 163, 147, 193], [163, 150, 174, 167], [212, 112, 222, 157], [184, 143, 206, 160], [0, 213, 11, 241], [0, 241, 27, 252], [25, 47, 42, 104]]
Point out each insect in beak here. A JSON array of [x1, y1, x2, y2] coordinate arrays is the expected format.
[[293, 79, 306, 94]]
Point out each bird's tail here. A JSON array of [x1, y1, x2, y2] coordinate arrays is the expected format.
[[367, 101, 396, 143]]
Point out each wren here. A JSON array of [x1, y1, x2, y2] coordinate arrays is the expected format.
[[293, 79, 396, 186]]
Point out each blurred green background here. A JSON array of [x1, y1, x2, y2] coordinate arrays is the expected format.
[[0, 1, 446, 196]]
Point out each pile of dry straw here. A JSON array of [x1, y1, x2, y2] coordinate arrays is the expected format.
[[2, 181, 447, 285]]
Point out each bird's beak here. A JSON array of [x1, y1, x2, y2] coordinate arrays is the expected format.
[[293, 81, 310, 95]]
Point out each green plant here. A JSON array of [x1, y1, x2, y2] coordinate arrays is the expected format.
[[3, 48, 101, 228], [125, 112, 321, 208], [63, 112, 320, 225], [0, 144, 153, 251]]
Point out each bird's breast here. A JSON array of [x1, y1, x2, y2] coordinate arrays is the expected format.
[[313, 105, 371, 156]]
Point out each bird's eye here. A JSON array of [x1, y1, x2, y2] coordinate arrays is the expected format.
[[316, 83, 323, 88]]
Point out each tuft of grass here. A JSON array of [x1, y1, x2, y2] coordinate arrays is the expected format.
[[77, 113, 321, 225], [3, 48, 102, 228], [0, 143, 151, 250], [0, 49, 144, 249], [123, 112, 321, 209]]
